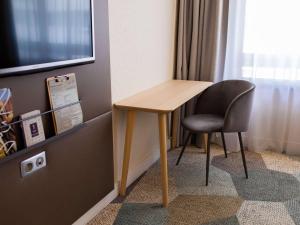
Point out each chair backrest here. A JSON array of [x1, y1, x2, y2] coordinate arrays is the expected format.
[[195, 80, 255, 132]]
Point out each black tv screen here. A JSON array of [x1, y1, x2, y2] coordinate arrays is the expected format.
[[0, 0, 95, 76]]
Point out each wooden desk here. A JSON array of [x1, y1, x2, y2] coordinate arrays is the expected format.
[[114, 80, 212, 207]]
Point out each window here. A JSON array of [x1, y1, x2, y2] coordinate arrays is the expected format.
[[241, 0, 300, 80]]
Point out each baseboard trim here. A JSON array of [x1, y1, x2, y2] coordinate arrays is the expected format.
[[72, 184, 118, 225], [73, 146, 165, 225]]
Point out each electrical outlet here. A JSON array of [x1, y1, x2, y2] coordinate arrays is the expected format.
[[21, 152, 46, 177]]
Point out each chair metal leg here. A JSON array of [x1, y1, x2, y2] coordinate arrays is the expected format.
[[176, 133, 192, 165], [238, 132, 248, 179], [221, 131, 228, 158], [206, 133, 212, 186]]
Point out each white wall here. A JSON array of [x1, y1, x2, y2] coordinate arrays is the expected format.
[[109, 0, 177, 187], [73, 2, 177, 223]]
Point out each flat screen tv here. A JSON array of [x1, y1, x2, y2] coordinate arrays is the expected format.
[[0, 0, 95, 76]]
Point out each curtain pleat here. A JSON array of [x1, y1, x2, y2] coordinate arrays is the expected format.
[[176, 0, 229, 82], [174, 0, 229, 146]]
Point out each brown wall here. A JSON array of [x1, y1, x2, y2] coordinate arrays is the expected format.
[[0, 0, 114, 224]]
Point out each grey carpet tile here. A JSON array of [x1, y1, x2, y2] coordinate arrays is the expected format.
[[171, 163, 238, 197], [203, 216, 240, 225], [166, 220, 191, 225], [212, 151, 267, 176], [232, 169, 300, 202], [113, 203, 168, 225], [284, 197, 300, 225], [88, 146, 300, 225], [237, 201, 295, 225], [294, 173, 300, 182]]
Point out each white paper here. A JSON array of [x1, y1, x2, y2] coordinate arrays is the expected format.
[[47, 73, 83, 134]]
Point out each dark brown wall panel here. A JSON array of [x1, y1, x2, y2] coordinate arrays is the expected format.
[[0, 0, 114, 224], [0, 112, 114, 225], [0, 0, 112, 122]]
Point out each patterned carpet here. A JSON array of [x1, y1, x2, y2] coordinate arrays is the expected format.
[[88, 145, 300, 225]]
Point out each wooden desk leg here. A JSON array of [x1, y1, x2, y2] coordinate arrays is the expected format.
[[203, 133, 208, 153], [171, 108, 180, 149], [158, 113, 169, 207], [120, 111, 136, 196]]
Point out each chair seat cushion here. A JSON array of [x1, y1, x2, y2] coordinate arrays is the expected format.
[[181, 114, 224, 133]]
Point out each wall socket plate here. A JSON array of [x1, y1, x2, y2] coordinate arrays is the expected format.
[[20, 151, 46, 177]]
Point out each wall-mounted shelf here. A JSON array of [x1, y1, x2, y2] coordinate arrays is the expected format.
[[0, 123, 86, 166], [0, 100, 81, 129], [0, 100, 84, 166]]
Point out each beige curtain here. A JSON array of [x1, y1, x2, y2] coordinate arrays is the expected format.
[[174, 0, 229, 145]]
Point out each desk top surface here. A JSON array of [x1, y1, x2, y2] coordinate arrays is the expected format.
[[114, 80, 212, 112]]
